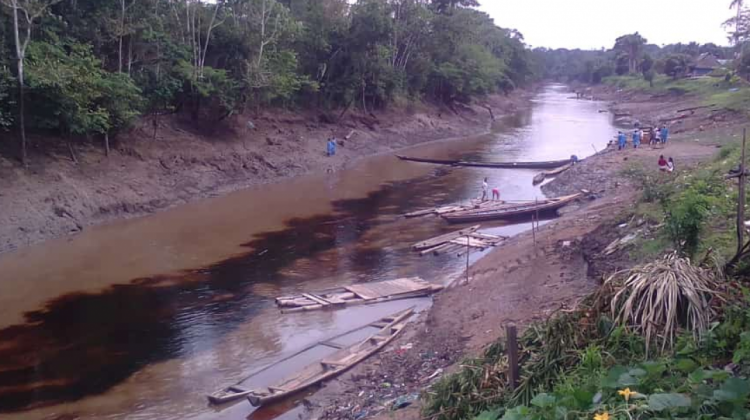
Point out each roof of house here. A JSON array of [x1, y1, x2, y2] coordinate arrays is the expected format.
[[693, 53, 722, 70]]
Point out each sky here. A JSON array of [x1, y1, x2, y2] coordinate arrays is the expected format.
[[480, 0, 733, 50]]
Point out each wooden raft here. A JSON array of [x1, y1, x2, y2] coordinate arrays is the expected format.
[[414, 226, 506, 256], [404, 200, 507, 218], [276, 278, 442, 313]]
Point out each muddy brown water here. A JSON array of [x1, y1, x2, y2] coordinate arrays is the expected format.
[[0, 85, 618, 420]]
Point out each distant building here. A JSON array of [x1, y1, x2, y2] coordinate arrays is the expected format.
[[690, 53, 722, 76]]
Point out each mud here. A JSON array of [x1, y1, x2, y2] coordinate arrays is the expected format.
[[0, 93, 530, 255]]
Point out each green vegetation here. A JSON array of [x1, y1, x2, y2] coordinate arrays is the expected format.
[[535, 38, 734, 85], [422, 255, 750, 420], [0, 0, 535, 165]]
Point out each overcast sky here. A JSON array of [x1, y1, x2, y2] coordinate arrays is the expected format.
[[480, 0, 733, 50]]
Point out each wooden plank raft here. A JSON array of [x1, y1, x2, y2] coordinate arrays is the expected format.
[[414, 226, 506, 256], [404, 200, 507, 218], [276, 278, 442, 313]]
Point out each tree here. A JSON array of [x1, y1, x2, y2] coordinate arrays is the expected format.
[[0, 0, 63, 166], [731, 0, 745, 45], [664, 54, 691, 79], [614, 32, 647, 74]]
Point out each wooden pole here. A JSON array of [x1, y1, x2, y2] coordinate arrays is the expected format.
[[465, 235, 470, 285], [506, 324, 519, 390], [738, 128, 747, 256]]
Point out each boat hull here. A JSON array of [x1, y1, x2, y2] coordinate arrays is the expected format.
[[443, 195, 582, 224], [245, 308, 414, 407], [396, 154, 572, 170]]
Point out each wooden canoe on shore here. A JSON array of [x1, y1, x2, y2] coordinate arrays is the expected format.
[[275, 278, 442, 313], [396, 154, 572, 170], [207, 308, 414, 405], [443, 193, 583, 224], [532, 163, 574, 185], [245, 308, 414, 406]]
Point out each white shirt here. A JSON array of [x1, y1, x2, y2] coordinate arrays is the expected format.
[[482, 181, 488, 192]]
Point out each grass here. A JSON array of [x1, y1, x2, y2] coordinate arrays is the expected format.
[[603, 75, 750, 115]]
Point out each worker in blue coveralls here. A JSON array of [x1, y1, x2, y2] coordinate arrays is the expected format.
[[617, 131, 626, 150], [632, 129, 641, 149], [660, 125, 669, 145], [326, 138, 337, 156]]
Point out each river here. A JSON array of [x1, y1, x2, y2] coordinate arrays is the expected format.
[[0, 85, 617, 420]]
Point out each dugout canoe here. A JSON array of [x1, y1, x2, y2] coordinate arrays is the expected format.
[[455, 159, 572, 169], [275, 278, 442, 313], [396, 154, 573, 170], [532, 163, 574, 185], [442, 193, 583, 224], [395, 155, 460, 165], [244, 308, 414, 406]]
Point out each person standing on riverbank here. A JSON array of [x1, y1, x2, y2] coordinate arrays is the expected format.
[[661, 126, 669, 144], [482, 178, 489, 201], [492, 187, 500, 201], [326, 138, 337, 156], [632, 129, 641, 149], [618, 131, 626, 150]]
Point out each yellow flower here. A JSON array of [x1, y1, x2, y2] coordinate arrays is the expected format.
[[593, 412, 610, 420], [618, 388, 636, 401]]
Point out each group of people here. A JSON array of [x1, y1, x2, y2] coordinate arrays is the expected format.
[[658, 155, 675, 173], [482, 177, 501, 201], [616, 125, 670, 150]]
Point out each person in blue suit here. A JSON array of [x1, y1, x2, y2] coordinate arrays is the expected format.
[[618, 131, 626, 150], [632, 129, 641, 149]]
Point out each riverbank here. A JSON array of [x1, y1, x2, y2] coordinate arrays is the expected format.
[[307, 81, 748, 420], [0, 92, 530, 255]]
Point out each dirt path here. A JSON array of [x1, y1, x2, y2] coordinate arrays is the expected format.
[[306, 88, 735, 420], [0, 93, 530, 255]]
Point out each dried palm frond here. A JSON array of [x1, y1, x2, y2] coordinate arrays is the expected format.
[[605, 251, 723, 354]]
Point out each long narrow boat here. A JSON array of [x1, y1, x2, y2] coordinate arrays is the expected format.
[[395, 155, 459, 165], [532, 163, 574, 185], [443, 193, 583, 224], [206, 308, 413, 405], [396, 154, 572, 170], [275, 278, 441, 313], [456, 159, 572, 169], [244, 308, 414, 406]]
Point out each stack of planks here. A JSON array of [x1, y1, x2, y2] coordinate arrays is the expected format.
[[404, 200, 507, 218], [275, 278, 442, 313], [413, 225, 506, 256]]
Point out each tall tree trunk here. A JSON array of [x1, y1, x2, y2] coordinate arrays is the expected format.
[[119, 0, 125, 73], [11, 4, 27, 166], [104, 132, 110, 157], [17, 60, 26, 166]]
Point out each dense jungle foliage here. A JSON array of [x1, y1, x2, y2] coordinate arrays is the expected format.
[[0, 0, 535, 163]]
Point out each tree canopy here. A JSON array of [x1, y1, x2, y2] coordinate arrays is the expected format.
[[0, 0, 535, 162]]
